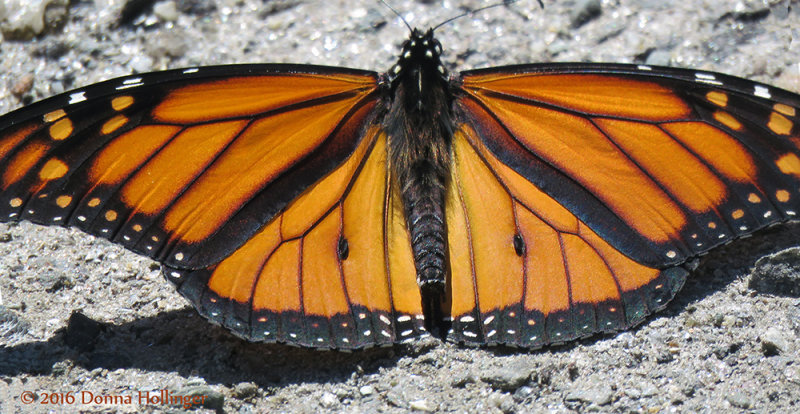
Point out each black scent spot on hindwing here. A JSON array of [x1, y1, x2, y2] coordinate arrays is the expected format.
[[338, 236, 349, 260], [513, 233, 526, 257]]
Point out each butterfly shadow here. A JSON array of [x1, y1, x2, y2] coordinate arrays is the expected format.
[[0, 307, 427, 388]]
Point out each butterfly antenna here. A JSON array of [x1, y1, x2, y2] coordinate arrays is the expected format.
[[379, 0, 413, 32], [432, 0, 542, 31]]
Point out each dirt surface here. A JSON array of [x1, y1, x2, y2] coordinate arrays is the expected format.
[[0, 0, 799, 412]]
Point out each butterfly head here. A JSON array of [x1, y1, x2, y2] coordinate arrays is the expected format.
[[389, 28, 448, 83]]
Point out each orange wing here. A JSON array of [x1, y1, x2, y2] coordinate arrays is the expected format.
[[444, 123, 687, 347], [0, 65, 424, 348], [0, 66, 380, 268], [171, 130, 425, 348], [446, 64, 800, 347]]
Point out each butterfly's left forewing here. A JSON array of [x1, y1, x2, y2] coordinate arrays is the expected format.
[[447, 64, 800, 347], [0, 66, 379, 267]]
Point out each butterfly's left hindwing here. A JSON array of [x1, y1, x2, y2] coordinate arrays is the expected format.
[[170, 130, 425, 348]]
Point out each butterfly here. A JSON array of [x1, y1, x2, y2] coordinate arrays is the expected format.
[[1, 15, 799, 350]]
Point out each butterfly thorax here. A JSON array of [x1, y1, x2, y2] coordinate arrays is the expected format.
[[385, 28, 454, 321]]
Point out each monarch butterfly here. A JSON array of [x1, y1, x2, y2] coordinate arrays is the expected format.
[[1, 6, 799, 351]]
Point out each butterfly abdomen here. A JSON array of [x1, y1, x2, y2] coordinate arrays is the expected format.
[[398, 156, 448, 295]]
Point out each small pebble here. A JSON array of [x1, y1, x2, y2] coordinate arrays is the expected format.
[[480, 360, 534, 391], [0, 305, 30, 344], [570, 0, 602, 28], [50, 360, 72, 376], [514, 385, 535, 401], [153, 1, 179, 21], [408, 399, 432, 412], [451, 373, 477, 388], [564, 387, 613, 406], [173, 385, 224, 411], [762, 327, 790, 356], [359, 385, 374, 396], [10, 73, 34, 98], [488, 392, 516, 414], [654, 349, 674, 364], [0, 0, 69, 39], [129, 55, 154, 73], [645, 50, 672, 66], [721, 315, 738, 328], [639, 384, 658, 398], [320, 391, 338, 408], [624, 387, 641, 399], [750, 248, 800, 297], [232, 382, 259, 400], [726, 393, 753, 409]]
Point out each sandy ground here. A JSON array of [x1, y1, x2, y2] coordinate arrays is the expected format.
[[0, 0, 799, 412]]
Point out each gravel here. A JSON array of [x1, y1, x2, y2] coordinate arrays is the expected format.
[[1, 0, 799, 413], [750, 247, 800, 297]]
